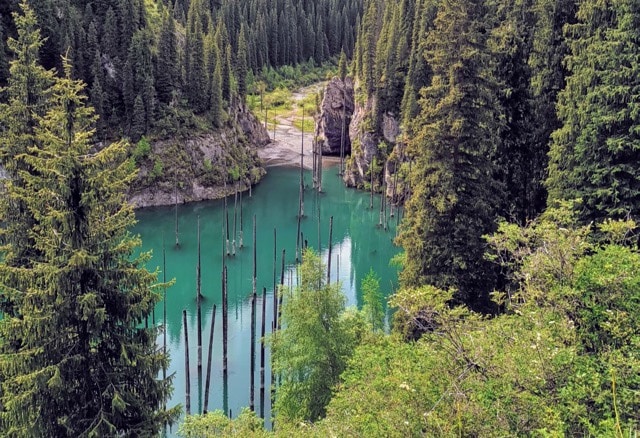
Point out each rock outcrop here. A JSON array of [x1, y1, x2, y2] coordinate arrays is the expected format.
[[129, 107, 269, 208], [314, 77, 354, 156], [235, 102, 271, 147], [343, 88, 401, 189]]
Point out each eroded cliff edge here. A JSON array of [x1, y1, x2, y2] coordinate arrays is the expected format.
[[129, 105, 269, 208]]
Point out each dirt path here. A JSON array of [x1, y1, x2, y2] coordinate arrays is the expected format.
[[258, 82, 339, 169]]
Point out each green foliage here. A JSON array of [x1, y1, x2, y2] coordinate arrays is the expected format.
[[133, 136, 152, 164], [547, 0, 640, 224], [179, 408, 267, 437], [488, 215, 640, 435], [254, 62, 335, 92], [361, 269, 385, 332], [293, 118, 315, 133], [151, 157, 164, 179], [309, 213, 640, 437], [337, 50, 348, 81], [156, 11, 179, 105], [205, 30, 223, 128], [236, 24, 249, 102], [0, 0, 362, 139], [269, 249, 363, 425], [315, 297, 572, 436], [0, 56, 177, 436], [398, 0, 504, 311], [0, 22, 8, 88], [263, 87, 292, 109], [228, 165, 240, 182], [185, 0, 208, 113], [0, 0, 55, 316]]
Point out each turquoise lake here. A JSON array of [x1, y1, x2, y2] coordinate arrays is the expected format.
[[133, 165, 402, 433]]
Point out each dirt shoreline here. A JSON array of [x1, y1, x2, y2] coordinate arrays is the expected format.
[[257, 82, 339, 169]]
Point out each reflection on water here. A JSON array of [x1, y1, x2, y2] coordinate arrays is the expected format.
[[133, 165, 402, 433]]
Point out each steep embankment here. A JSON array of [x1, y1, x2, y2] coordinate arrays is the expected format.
[[129, 105, 269, 208]]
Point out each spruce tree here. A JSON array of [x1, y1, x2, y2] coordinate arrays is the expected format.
[[488, 0, 541, 223], [205, 28, 223, 127], [102, 7, 119, 61], [528, 0, 576, 215], [90, 51, 106, 135], [401, 0, 438, 129], [546, 0, 640, 224], [0, 20, 9, 88], [338, 49, 348, 81], [398, 0, 504, 310], [186, 0, 207, 112], [224, 43, 233, 105], [361, 0, 378, 97], [236, 23, 248, 104], [156, 11, 179, 105], [129, 30, 155, 132], [131, 93, 146, 142], [0, 1, 55, 317], [0, 59, 177, 436], [214, 18, 232, 104]]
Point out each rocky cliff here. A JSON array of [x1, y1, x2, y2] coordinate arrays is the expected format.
[[129, 106, 269, 208], [342, 83, 401, 190], [314, 77, 354, 156]]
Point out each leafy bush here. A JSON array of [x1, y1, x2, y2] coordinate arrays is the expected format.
[[150, 158, 163, 179], [132, 137, 151, 164]]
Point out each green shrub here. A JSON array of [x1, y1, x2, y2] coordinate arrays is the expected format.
[[150, 158, 163, 179], [132, 137, 151, 164]]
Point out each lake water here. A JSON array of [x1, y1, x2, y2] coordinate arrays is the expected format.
[[133, 165, 402, 433]]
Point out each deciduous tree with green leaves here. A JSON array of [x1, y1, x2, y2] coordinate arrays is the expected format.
[[361, 269, 384, 333], [270, 249, 363, 424]]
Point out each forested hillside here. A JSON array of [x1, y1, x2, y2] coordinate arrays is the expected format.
[[341, 0, 640, 311], [0, 0, 361, 140]]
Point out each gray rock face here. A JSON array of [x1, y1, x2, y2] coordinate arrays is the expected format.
[[235, 102, 271, 147], [129, 106, 268, 208], [314, 77, 354, 156], [343, 88, 401, 189]]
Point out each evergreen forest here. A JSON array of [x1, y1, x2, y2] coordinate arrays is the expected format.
[[1, 0, 639, 436]]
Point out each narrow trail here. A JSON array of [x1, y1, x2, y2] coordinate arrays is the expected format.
[[257, 82, 338, 169]]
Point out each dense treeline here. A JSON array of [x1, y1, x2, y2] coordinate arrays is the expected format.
[[0, 0, 362, 140], [347, 0, 640, 311], [349, 0, 578, 310]]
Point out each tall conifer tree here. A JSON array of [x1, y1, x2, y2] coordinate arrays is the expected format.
[[156, 11, 179, 105], [0, 1, 55, 317], [398, 0, 503, 310], [547, 0, 640, 223], [0, 21, 9, 88], [0, 58, 177, 436], [236, 24, 248, 104], [205, 28, 223, 127], [186, 0, 207, 112]]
